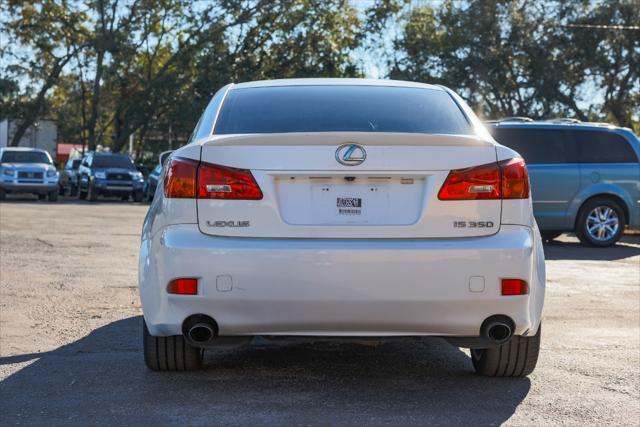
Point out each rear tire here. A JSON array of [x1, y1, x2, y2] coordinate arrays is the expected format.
[[48, 190, 58, 202], [575, 197, 625, 247], [143, 319, 203, 371], [78, 179, 87, 200], [87, 181, 98, 202], [471, 325, 541, 377]]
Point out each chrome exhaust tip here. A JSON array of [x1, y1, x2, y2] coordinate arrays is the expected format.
[[188, 323, 215, 344], [182, 314, 218, 346], [481, 315, 515, 345]]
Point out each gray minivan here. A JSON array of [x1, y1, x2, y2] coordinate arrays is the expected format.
[[488, 120, 639, 247]]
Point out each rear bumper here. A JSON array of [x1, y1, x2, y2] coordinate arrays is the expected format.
[[0, 182, 58, 193], [139, 224, 545, 338]]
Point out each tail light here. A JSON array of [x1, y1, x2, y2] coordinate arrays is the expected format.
[[500, 158, 529, 199], [198, 163, 262, 199], [438, 158, 529, 200], [501, 278, 529, 295], [164, 157, 262, 200], [164, 157, 197, 198]]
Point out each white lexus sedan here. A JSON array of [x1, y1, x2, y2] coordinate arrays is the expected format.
[[139, 79, 545, 376]]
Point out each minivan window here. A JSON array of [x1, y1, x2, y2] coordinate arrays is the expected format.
[[91, 155, 136, 169], [1, 150, 52, 164], [574, 131, 638, 163], [214, 86, 473, 135], [490, 128, 574, 164]]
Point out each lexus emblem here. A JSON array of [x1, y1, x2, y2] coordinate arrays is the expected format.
[[335, 143, 366, 166]]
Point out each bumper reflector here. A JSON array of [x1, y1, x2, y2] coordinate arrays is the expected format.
[[501, 279, 529, 295], [167, 278, 198, 295]]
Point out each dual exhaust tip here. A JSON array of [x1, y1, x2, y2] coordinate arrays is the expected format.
[[182, 314, 514, 347]]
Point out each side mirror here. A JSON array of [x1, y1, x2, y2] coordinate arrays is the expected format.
[[159, 150, 173, 167]]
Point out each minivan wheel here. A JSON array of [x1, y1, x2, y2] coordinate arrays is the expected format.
[[143, 319, 203, 371], [576, 198, 625, 247], [471, 325, 541, 377]]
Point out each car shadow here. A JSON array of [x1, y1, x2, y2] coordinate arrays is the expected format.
[[0, 316, 530, 425], [543, 235, 640, 261]]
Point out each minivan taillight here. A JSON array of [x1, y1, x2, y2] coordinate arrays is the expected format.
[[164, 157, 197, 198], [198, 162, 263, 200], [438, 158, 529, 200]]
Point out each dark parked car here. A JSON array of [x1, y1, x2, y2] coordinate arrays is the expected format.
[[59, 158, 82, 196], [488, 119, 640, 247], [77, 152, 144, 202], [142, 164, 162, 202]]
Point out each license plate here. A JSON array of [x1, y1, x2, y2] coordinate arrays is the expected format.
[[311, 184, 388, 224]]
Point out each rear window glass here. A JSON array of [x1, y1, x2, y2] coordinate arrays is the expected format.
[[574, 131, 638, 163], [92, 155, 136, 169], [490, 128, 574, 164], [1, 150, 51, 164], [214, 85, 472, 135]]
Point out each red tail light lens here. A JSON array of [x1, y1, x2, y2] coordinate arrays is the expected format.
[[438, 162, 501, 200], [501, 158, 529, 199], [438, 158, 529, 200], [164, 157, 197, 198], [198, 162, 263, 200], [501, 279, 529, 295], [167, 278, 198, 295]]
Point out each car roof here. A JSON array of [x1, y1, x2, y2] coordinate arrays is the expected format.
[[231, 78, 442, 91], [487, 120, 627, 132]]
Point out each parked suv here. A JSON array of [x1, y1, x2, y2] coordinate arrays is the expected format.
[[60, 157, 82, 196], [488, 119, 640, 246], [0, 147, 59, 201], [77, 152, 144, 202], [139, 79, 545, 376]]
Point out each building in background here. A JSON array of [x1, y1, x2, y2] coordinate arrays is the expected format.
[[0, 119, 58, 160]]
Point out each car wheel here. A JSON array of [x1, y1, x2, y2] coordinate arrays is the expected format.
[[87, 181, 98, 202], [78, 179, 87, 200], [59, 185, 66, 196], [540, 231, 562, 242], [576, 197, 625, 247], [38, 194, 46, 201], [48, 190, 58, 202], [70, 184, 78, 197], [0, 188, 5, 200], [143, 319, 203, 371], [471, 324, 541, 377], [133, 190, 143, 203], [121, 195, 129, 202]]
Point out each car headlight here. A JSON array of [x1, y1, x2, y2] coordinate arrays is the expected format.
[[94, 171, 106, 179], [46, 170, 57, 177], [132, 172, 143, 181], [3, 169, 14, 176]]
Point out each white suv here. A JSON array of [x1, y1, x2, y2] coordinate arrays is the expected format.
[[139, 79, 545, 376]]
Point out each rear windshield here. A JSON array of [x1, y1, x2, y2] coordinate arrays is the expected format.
[[92, 155, 136, 169], [1, 151, 51, 164], [214, 85, 472, 135]]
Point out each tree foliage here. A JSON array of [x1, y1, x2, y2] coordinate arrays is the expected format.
[[390, 0, 639, 130], [0, 0, 637, 156]]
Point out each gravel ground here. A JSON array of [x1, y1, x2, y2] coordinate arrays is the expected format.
[[1, 199, 639, 426]]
